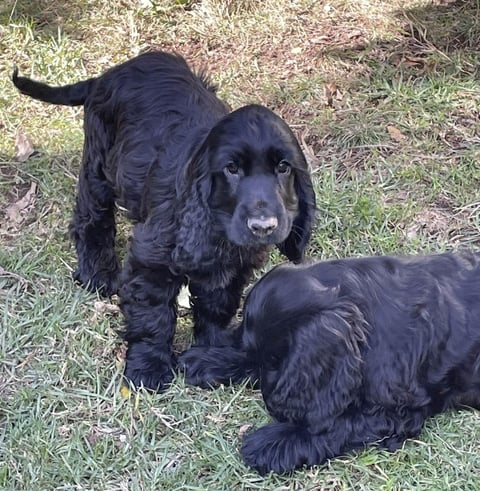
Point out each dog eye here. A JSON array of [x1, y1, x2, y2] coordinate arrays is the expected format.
[[276, 160, 291, 175], [225, 162, 240, 175]]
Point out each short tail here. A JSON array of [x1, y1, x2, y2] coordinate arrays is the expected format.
[[12, 66, 94, 106]]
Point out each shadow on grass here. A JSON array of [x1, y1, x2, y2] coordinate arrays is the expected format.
[[1, 0, 92, 37], [400, 0, 480, 52], [291, 0, 480, 147], [324, 0, 479, 77]]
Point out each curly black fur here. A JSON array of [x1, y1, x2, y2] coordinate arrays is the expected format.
[[13, 51, 316, 391], [179, 251, 480, 474]]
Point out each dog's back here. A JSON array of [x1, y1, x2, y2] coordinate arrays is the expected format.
[[252, 252, 480, 410], [13, 51, 230, 219], [262, 251, 480, 343], [12, 52, 226, 119]]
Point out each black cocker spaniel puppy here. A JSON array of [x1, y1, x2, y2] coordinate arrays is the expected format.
[[180, 251, 480, 474], [13, 51, 316, 391]]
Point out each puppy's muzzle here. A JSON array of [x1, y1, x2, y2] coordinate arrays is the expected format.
[[247, 216, 279, 237]]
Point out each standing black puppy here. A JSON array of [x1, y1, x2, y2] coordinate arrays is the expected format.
[[180, 252, 480, 474], [13, 51, 315, 391]]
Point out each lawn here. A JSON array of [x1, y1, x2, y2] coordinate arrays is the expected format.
[[1, 0, 479, 489]]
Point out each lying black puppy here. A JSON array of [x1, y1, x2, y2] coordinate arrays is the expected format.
[[180, 251, 480, 474], [13, 51, 316, 391]]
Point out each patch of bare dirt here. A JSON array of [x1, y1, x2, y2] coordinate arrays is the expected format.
[[1, 168, 38, 237], [405, 204, 479, 246]]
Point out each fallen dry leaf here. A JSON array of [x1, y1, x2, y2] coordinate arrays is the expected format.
[[5, 181, 38, 227], [16, 351, 37, 369], [94, 301, 121, 315], [387, 124, 407, 142], [310, 35, 331, 44], [120, 385, 132, 399], [324, 83, 335, 107], [300, 131, 320, 169], [14, 131, 35, 162], [401, 55, 435, 71], [238, 423, 253, 436], [91, 300, 121, 322], [324, 82, 342, 107], [114, 343, 127, 364], [402, 55, 425, 68], [58, 425, 72, 437], [347, 29, 363, 39]]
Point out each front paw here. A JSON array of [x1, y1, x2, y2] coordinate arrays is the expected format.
[[178, 346, 252, 388], [178, 347, 222, 389], [73, 268, 119, 297], [123, 343, 176, 392], [123, 365, 174, 392], [241, 423, 323, 475]]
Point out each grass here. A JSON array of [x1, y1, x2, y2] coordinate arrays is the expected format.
[[1, 0, 479, 489]]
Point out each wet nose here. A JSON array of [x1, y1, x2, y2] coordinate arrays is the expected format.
[[247, 216, 279, 237]]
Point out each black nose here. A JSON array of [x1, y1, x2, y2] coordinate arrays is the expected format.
[[247, 216, 279, 237]]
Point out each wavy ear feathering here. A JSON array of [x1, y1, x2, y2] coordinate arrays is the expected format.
[[277, 166, 316, 262], [172, 144, 216, 272]]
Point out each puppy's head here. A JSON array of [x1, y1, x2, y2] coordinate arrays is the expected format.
[[202, 104, 316, 261]]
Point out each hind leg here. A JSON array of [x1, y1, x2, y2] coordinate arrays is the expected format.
[[70, 120, 119, 296]]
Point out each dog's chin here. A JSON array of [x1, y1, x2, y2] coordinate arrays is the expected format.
[[226, 222, 291, 248]]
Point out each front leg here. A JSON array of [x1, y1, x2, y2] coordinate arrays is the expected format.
[[120, 258, 183, 391], [178, 346, 256, 389], [189, 266, 253, 347], [241, 408, 428, 474]]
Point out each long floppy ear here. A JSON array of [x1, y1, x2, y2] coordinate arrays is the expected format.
[[278, 167, 316, 263], [172, 141, 216, 271], [260, 286, 368, 433]]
